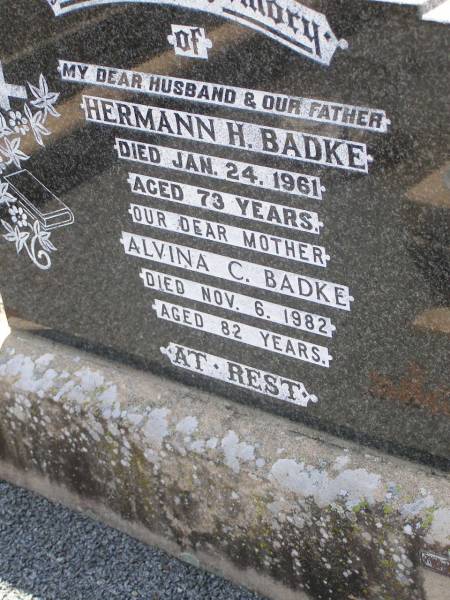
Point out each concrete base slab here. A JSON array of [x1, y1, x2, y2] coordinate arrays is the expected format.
[[0, 323, 449, 600]]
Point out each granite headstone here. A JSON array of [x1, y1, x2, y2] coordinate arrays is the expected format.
[[0, 0, 449, 468]]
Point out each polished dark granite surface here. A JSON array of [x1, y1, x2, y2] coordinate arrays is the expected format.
[[0, 1, 449, 467]]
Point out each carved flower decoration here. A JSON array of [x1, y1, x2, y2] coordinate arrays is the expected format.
[[8, 110, 29, 135], [9, 205, 28, 228], [1, 216, 55, 269], [1, 72, 63, 270], [0, 74, 58, 172], [29, 74, 60, 118]]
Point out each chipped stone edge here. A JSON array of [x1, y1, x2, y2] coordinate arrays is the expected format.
[[0, 325, 449, 600]]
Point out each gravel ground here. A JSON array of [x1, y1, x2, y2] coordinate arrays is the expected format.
[[0, 480, 266, 600]]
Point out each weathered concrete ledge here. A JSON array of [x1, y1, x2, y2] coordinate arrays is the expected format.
[[0, 318, 449, 599]]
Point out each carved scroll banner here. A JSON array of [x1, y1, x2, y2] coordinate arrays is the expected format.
[[46, 0, 348, 65]]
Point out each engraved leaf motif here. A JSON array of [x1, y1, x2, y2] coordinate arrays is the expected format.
[[0, 113, 12, 138], [3, 231, 16, 242], [33, 220, 56, 252], [24, 104, 51, 146], [29, 74, 60, 118], [0, 137, 29, 168], [0, 181, 15, 207], [1, 218, 16, 241], [14, 226, 29, 253], [40, 232, 56, 252]]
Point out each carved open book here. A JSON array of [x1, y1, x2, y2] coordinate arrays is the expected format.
[[5, 170, 74, 231]]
